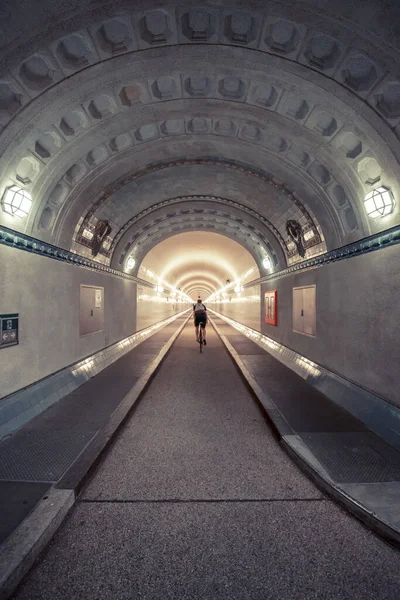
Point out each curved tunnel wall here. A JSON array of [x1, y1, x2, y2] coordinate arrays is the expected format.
[[211, 285, 261, 333], [0, 243, 187, 400], [213, 243, 400, 407], [136, 286, 187, 331]]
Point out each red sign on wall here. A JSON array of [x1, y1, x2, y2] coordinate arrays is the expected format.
[[264, 290, 277, 326]]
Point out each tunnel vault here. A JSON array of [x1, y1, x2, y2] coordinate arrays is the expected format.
[[0, 0, 400, 275]]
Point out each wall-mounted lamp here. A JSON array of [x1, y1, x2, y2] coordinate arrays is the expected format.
[[126, 256, 136, 271], [1, 186, 32, 218], [262, 257, 272, 269], [156, 285, 164, 293], [364, 186, 395, 219], [234, 284, 243, 294]]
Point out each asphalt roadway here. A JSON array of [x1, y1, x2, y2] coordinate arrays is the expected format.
[[12, 322, 400, 599]]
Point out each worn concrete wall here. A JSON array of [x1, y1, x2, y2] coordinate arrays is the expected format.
[[261, 245, 400, 406], [136, 286, 189, 331], [211, 285, 261, 332], [0, 246, 137, 399]]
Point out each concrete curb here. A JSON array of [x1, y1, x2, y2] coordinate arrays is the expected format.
[[0, 488, 74, 600], [282, 436, 400, 548], [0, 314, 190, 600], [210, 317, 400, 549]]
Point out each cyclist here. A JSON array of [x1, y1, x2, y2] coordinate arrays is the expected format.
[[193, 298, 207, 345]]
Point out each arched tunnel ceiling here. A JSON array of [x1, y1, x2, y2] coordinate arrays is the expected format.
[[138, 232, 259, 300], [1, 0, 400, 273]]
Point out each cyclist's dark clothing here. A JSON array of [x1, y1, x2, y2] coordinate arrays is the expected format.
[[194, 313, 207, 328], [193, 302, 207, 328]]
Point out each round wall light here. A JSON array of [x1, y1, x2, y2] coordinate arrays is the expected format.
[[262, 256, 272, 269], [1, 186, 32, 218], [364, 187, 395, 219], [234, 284, 243, 294], [156, 285, 164, 293], [126, 256, 135, 271]]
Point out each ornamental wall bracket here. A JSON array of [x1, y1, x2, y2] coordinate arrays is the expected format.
[[91, 220, 112, 257], [286, 219, 306, 258]]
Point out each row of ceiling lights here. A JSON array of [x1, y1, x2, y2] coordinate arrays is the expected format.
[[207, 266, 259, 302], [128, 262, 193, 302]]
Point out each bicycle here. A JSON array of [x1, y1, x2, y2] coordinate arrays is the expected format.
[[197, 323, 206, 353]]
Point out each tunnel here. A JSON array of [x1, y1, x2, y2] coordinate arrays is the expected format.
[[0, 0, 400, 598]]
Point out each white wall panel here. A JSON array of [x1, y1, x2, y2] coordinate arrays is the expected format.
[[209, 285, 261, 331], [136, 287, 190, 331], [0, 245, 137, 398], [262, 244, 400, 405]]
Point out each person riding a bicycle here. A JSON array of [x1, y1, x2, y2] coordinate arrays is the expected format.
[[193, 298, 207, 346]]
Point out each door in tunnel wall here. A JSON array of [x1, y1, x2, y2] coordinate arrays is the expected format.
[[79, 285, 104, 336], [293, 286, 316, 337]]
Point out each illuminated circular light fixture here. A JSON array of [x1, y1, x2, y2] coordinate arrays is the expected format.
[[126, 256, 135, 271], [155, 285, 164, 293], [364, 187, 395, 219], [234, 284, 243, 294], [1, 186, 32, 218], [262, 256, 272, 269]]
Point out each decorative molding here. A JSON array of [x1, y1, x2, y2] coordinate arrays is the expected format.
[[247, 224, 400, 286], [286, 219, 306, 258], [104, 194, 290, 258], [0, 225, 151, 287], [75, 159, 321, 257], [2, 223, 400, 288], [0, 5, 398, 136]]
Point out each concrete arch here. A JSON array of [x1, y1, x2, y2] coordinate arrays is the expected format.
[[0, 5, 400, 264], [0, 0, 399, 271], [136, 231, 260, 302]]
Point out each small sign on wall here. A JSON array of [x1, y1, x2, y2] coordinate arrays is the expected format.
[[264, 291, 277, 326], [0, 314, 19, 348], [95, 289, 102, 308]]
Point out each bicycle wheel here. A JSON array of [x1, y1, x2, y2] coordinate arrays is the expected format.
[[199, 326, 203, 353]]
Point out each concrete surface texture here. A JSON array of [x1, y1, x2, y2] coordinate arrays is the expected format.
[[11, 322, 400, 600], [0, 317, 188, 598]]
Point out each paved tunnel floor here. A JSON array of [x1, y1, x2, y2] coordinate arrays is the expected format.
[[12, 321, 400, 599]]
